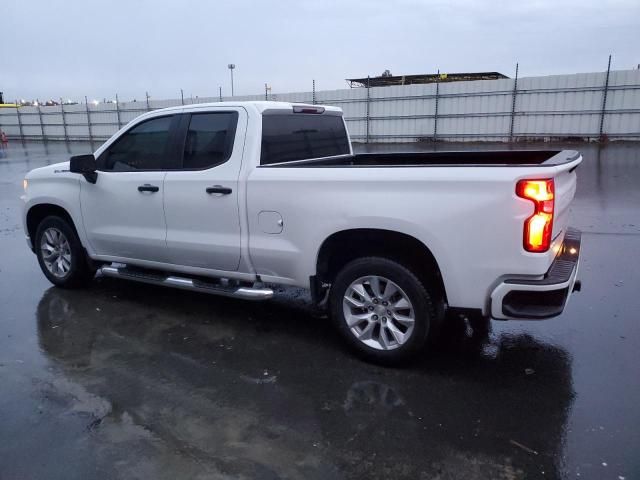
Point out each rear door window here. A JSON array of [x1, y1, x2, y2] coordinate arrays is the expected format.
[[182, 112, 238, 169], [261, 114, 349, 165]]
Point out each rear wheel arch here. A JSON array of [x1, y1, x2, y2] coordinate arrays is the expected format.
[[330, 256, 436, 364], [315, 228, 447, 305]]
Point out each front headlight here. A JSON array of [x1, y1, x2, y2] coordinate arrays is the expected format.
[[23, 179, 28, 191]]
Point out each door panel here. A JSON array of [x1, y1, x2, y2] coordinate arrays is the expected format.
[[80, 171, 168, 261], [163, 109, 246, 271], [81, 114, 179, 262]]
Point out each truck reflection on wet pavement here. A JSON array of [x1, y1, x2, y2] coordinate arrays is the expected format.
[[34, 284, 573, 479]]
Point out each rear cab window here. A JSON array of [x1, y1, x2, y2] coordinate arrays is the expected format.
[[260, 112, 350, 165]]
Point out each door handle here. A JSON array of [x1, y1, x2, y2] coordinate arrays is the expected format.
[[206, 185, 232, 195], [138, 184, 159, 193]]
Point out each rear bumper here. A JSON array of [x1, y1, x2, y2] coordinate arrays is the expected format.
[[490, 228, 581, 320]]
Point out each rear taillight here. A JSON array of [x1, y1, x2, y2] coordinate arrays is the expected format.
[[516, 179, 555, 252]]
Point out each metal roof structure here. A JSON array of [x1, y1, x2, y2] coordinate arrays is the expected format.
[[346, 72, 509, 88]]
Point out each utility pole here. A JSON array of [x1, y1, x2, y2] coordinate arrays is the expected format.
[[115, 94, 122, 128], [599, 54, 612, 142], [85, 96, 93, 143], [509, 62, 519, 142], [15, 100, 24, 140], [433, 70, 440, 141], [60, 97, 69, 141], [228, 64, 236, 97], [366, 76, 371, 143]]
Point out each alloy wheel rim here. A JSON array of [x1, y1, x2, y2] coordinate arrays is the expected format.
[[342, 275, 415, 351], [40, 228, 72, 278]]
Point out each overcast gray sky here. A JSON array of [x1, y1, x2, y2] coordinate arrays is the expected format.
[[2, 0, 639, 102]]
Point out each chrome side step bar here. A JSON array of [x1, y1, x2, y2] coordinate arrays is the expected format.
[[99, 266, 273, 301]]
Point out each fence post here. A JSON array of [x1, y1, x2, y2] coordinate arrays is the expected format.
[[599, 54, 612, 142], [509, 63, 519, 142], [15, 100, 24, 140], [145, 92, 151, 111], [366, 75, 371, 143], [37, 104, 45, 141], [115, 94, 122, 129], [433, 70, 440, 141], [60, 98, 69, 141], [180, 89, 184, 105], [85, 96, 93, 143], [312, 79, 316, 105]]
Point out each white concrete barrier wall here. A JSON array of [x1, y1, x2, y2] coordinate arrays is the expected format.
[[1, 69, 639, 143]]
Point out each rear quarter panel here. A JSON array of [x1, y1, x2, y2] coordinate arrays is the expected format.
[[246, 158, 580, 311]]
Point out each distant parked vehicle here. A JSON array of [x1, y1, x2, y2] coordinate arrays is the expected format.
[[21, 101, 582, 363]]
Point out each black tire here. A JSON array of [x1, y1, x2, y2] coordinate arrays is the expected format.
[[330, 257, 440, 365], [35, 215, 96, 288]]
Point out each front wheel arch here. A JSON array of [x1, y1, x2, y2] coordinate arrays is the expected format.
[[26, 204, 82, 251], [34, 215, 96, 288]]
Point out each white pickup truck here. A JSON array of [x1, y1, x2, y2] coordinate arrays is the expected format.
[[21, 101, 582, 363]]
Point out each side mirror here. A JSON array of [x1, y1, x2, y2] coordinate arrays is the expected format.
[[69, 154, 98, 184]]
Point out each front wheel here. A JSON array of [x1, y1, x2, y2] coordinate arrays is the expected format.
[[330, 257, 439, 364], [35, 216, 95, 288]]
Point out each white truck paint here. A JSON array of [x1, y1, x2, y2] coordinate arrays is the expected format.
[[22, 101, 582, 336]]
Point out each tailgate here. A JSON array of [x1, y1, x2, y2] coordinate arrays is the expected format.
[[551, 154, 580, 241]]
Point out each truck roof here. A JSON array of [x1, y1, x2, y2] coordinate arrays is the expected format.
[[147, 101, 343, 116]]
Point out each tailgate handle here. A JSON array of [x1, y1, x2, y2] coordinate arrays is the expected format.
[[206, 185, 232, 195]]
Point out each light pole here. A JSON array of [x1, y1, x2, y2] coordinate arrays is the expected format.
[[228, 64, 236, 97]]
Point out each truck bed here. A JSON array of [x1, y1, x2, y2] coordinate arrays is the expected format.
[[270, 150, 580, 168]]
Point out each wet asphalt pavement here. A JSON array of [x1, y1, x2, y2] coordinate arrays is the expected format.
[[0, 141, 639, 480]]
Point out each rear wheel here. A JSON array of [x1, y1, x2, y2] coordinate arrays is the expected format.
[[330, 257, 440, 364], [35, 216, 95, 288]]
